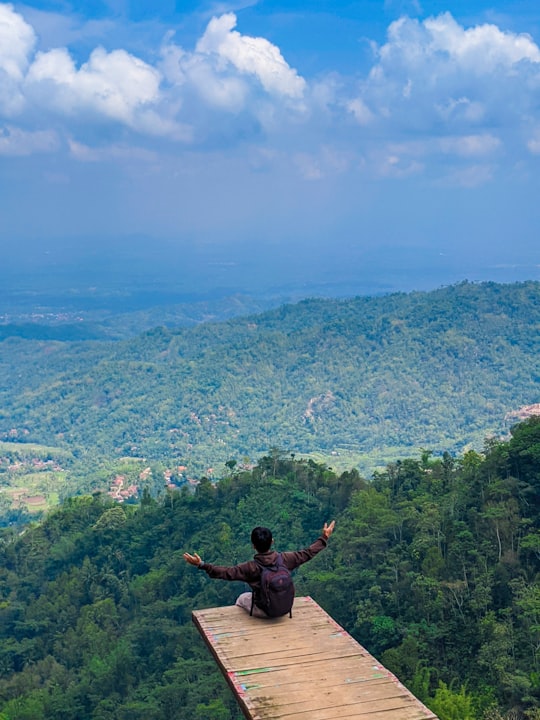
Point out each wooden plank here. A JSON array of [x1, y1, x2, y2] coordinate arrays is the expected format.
[[193, 596, 438, 720]]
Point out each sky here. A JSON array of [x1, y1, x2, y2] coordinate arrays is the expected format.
[[1, 0, 540, 299]]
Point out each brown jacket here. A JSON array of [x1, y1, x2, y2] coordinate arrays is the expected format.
[[201, 536, 328, 608]]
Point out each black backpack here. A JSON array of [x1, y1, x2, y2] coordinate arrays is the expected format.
[[251, 553, 295, 618]]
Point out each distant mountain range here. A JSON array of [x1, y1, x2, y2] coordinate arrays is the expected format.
[[1, 280, 539, 477]]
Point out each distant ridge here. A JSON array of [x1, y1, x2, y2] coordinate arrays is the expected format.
[[0, 280, 539, 475]]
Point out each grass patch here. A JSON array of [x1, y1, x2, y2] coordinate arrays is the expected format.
[[0, 441, 73, 459]]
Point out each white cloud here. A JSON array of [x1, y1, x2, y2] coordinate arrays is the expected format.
[[436, 97, 485, 124], [196, 13, 305, 99], [0, 124, 58, 155], [68, 138, 157, 162], [0, 1, 539, 186], [347, 98, 374, 125], [439, 134, 501, 157], [130, 109, 193, 141], [155, 13, 308, 139], [351, 12, 540, 137], [0, 4, 305, 148], [376, 151, 424, 178], [159, 13, 307, 116], [0, 4, 35, 114], [377, 12, 540, 77], [178, 51, 249, 111], [0, 4, 35, 79], [444, 163, 495, 187], [423, 12, 540, 70], [158, 40, 188, 86], [26, 46, 161, 125], [359, 133, 499, 184]]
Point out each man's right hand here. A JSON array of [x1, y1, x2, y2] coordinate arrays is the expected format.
[[322, 520, 335, 539], [183, 552, 203, 566]]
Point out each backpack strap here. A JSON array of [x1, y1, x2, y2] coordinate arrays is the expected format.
[[250, 558, 265, 616], [276, 553, 292, 618]]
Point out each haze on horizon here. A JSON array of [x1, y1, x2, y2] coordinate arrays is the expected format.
[[1, 0, 540, 305]]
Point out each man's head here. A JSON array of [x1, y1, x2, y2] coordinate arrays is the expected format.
[[251, 526, 273, 553]]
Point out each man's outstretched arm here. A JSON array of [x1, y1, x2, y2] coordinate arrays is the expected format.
[[184, 552, 258, 582], [281, 520, 336, 569]]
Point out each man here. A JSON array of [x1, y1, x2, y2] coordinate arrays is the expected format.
[[184, 520, 335, 617]]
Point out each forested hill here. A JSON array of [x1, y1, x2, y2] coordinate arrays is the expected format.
[[1, 420, 539, 719], [1, 280, 540, 477]]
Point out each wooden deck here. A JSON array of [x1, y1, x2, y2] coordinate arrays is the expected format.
[[192, 595, 438, 720]]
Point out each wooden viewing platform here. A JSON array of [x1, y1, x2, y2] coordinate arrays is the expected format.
[[192, 596, 438, 719]]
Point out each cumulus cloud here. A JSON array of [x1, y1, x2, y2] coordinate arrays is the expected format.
[[26, 46, 161, 125], [158, 12, 306, 131], [1, 1, 540, 185], [195, 13, 305, 99], [0, 3, 305, 146], [0, 3, 36, 114], [374, 11, 540, 84], [0, 4, 35, 80], [423, 12, 540, 69], [174, 50, 249, 111], [350, 12, 540, 138]]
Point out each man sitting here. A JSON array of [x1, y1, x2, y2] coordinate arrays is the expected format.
[[184, 521, 335, 617]]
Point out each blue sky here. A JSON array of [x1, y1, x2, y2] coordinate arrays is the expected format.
[[2, 0, 540, 295]]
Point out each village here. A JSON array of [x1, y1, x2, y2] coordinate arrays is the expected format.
[[106, 465, 202, 503]]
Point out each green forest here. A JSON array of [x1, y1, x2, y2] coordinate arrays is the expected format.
[[1, 280, 539, 511], [1, 417, 539, 720]]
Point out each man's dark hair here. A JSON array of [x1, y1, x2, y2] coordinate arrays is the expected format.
[[251, 526, 273, 553]]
